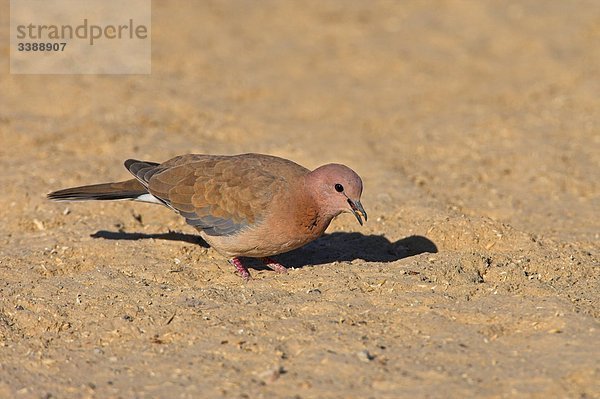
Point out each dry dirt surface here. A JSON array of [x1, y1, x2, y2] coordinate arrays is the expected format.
[[1, 1, 599, 398]]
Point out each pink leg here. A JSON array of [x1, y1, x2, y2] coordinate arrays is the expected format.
[[229, 257, 251, 280], [261, 257, 288, 274]]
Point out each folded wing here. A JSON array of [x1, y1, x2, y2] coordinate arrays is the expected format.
[[125, 155, 283, 236]]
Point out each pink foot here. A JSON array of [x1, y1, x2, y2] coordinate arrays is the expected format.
[[229, 257, 251, 280], [261, 257, 288, 274]]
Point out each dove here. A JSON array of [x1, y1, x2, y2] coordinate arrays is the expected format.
[[47, 153, 367, 279]]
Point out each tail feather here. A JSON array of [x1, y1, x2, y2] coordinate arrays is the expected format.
[[47, 179, 148, 202]]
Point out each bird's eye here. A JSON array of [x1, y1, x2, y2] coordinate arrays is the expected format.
[[335, 183, 344, 192]]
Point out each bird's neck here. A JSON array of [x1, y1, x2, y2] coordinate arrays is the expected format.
[[299, 176, 340, 235]]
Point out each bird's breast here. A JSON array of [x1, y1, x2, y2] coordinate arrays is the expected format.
[[201, 193, 330, 258]]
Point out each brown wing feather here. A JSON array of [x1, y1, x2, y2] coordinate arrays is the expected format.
[[143, 154, 305, 236]]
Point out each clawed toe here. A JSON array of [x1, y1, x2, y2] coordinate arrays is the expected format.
[[261, 257, 288, 274], [228, 257, 288, 280]]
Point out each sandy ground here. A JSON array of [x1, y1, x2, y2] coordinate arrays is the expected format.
[[1, 1, 599, 398]]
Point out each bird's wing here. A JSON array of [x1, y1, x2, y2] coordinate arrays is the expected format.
[[127, 155, 288, 236]]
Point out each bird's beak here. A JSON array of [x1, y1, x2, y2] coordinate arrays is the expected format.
[[347, 198, 367, 226]]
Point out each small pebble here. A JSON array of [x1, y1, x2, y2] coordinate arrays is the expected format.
[[33, 219, 45, 231], [257, 366, 285, 383], [357, 350, 374, 363]]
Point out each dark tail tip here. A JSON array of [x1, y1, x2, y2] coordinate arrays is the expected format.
[[47, 188, 139, 202]]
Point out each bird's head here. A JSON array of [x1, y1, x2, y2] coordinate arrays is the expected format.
[[306, 163, 367, 225]]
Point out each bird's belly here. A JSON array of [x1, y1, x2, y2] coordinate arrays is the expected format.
[[198, 222, 327, 258]]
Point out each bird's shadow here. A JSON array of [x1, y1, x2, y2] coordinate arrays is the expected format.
[[275, 232, 437, 268], [91, 230, 437, 269], [91, 230, 210, 247]]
